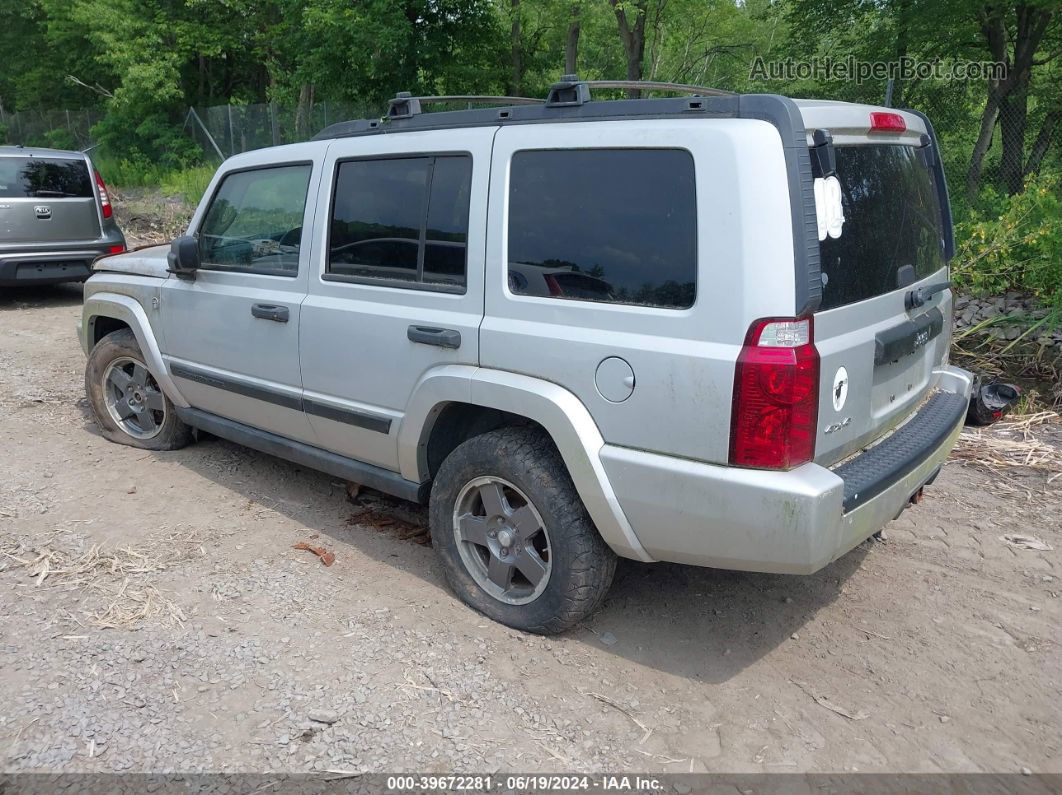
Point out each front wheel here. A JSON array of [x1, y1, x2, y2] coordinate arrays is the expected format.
[[430, 426, 616, 634], [85, 329, 191, 451]]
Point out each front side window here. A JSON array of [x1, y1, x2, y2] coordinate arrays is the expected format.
[[328, 154, 472, 291], [198, 164, 312, 276], [507, 149, 697, 309]]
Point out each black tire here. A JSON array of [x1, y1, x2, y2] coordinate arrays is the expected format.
[[85, 329, 192, 451], [430, 426, 616, 634]]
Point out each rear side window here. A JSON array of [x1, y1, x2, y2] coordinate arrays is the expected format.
[[818, 145, 945, 310], [328, 155, 472, 292], [198, 164, 312, 276], [0, 157, 92, 198], [507, 149, 697, 309]]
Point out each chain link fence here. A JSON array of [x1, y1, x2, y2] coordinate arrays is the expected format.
[[2, 93, 1053, 210], [882, 79, 1059, 211], [0, 107, 103, 151], [184, 101, 375, 160]]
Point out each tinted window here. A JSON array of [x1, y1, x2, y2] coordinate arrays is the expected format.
[[328, 155, 471, 291], [0, 157, 92, 198], [508, 149, 697, 309], [424, 157, 472, 285], [819, 145, 945, 310], [199, 164, 311, 276]]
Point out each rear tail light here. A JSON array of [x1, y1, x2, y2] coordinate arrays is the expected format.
[[94, 169, 113, 218], [870, 112, 907, 133], [108, 244, 125, 254], [729, 317, 819, 470]]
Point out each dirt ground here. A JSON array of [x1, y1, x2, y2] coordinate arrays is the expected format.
[[1, 251, 1060, 774]]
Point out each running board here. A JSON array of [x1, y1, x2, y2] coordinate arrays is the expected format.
[[175, 407, 429, 504]]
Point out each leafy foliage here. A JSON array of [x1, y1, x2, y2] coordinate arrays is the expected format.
[[954, 174, 1062, 305], [0, 0, 1057, 301]]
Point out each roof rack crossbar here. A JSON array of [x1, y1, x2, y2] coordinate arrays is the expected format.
[[583, 80, 735, 98], [544, 77, 734, 107], [388, 92, 544, 119]]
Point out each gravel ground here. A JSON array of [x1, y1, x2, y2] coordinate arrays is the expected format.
[[1, 271, 1060, 774]]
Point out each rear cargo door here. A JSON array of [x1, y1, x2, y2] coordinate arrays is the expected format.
[[811, 138, 952, 466], [0, 155, 101, 244]]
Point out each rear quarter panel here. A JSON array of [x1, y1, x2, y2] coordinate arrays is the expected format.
[[481, 119, 795, 464]]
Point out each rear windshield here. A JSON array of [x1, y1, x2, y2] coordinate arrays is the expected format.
[[818, 144, 945, 310], [0, 156, 93, 199]]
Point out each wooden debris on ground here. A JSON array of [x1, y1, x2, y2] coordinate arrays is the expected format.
[[292, 541, 336, 566], [953, 411, 1062, 486], [0, 528, 201, 627]]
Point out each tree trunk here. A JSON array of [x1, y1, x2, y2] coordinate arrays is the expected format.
[[968, 4, 1054, 199], [1024, 108, 1060, 177], [295, 83, 314, 141], [891, 0, 912, 106], [510, 0, 523, 96], [610, 0, 648, 98], [966, 90, 1001, 202], [999, 87, 1030, 194], [565, 4, 581, 75]]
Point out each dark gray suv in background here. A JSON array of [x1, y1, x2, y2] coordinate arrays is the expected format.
[[0, 146, 125, 287]]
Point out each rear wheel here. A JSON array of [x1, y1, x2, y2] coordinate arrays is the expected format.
[[430, 426, 616, 634], [85, 329, 191, 451]]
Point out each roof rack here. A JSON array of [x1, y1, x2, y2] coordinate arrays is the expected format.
[[389, 92, 544, 120], [313, 76, 740, 140], [545, 76, 734, 107]]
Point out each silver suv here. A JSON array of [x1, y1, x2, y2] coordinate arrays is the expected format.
[[1, 146, 125, 287], [79, 80, 973, 634]]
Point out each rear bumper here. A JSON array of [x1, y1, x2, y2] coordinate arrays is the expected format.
[[0, 235, 125, 287], [600, 365, 973, 573]]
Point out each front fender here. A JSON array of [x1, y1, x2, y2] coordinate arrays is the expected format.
[[399, 365, 653, 562], [81, 292, 190, 409]]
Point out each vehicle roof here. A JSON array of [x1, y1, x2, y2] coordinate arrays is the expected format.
[[309, 81, 930, 144], [0, 145, 87, 159]]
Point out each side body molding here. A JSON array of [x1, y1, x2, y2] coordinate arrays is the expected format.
[[81, 292, 191, 409], [399, 365, 653, 562]]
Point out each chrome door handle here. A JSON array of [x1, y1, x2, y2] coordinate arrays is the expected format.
[[407, 325, 461, 349], [251, 304, 289, 322]]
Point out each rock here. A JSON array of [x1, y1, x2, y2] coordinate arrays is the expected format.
[[939, 715, 950, 723], [790, 633, 799, 640], [599, 631, 617, 647], [673, 781, 693, 794], [308, 708, 339, 725], [126, 484, 137, 494], [1005, 326, 1021, 341], [1021, 768, 1032, 776]]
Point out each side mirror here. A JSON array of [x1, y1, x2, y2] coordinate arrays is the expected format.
[[167, 235, 200, 279]]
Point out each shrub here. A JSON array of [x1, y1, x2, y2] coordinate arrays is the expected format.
[[953, 173, 1062, 307], [95, 157, 216, 207]]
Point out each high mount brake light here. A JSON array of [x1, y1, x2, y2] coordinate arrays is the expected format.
[[729, 317, 820, 470], [94, 169, 113, 219], [870, 112, 907, 133]]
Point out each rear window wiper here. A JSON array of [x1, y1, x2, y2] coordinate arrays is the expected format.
[[33, 189, 78, 197]]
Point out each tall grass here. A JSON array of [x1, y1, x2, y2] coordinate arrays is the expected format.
[[94, 158, 216, 206]]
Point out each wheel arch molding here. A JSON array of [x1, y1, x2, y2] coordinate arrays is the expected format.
[[82, 293, 190, 409], [399, 365, 652, 562]]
